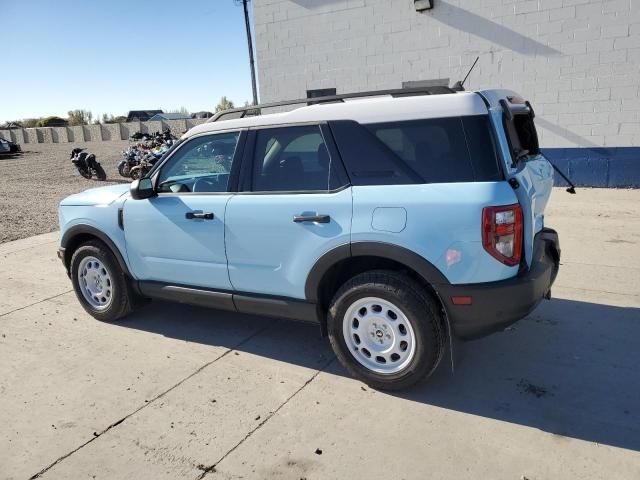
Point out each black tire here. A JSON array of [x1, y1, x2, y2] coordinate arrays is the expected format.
[[130, 167, 141, 180], [327, 270, 445, 391], [70, 240, 135, 322], [118, 163, 129, 177], [94, 163, 107, 181], [78, 167, 92, 179]]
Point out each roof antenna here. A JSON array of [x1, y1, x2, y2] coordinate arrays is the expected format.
[[451, 56, 479, 91]]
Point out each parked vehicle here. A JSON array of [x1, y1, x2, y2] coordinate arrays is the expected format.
[[0, 138, 21, 154], [57, 88, 560, 390], [70, 148, 106, 180]]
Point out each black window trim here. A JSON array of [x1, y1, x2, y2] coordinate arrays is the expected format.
[[152, 129, 248, 196], [236, 121, 351, 195], [460, 115, 505, 182]]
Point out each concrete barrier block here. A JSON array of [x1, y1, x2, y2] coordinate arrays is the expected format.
[[85, 124, 103, 141], [102, 123, 122, 141], [52, 127, 69, 143], [186, 118, 207, 129], [0, 130, 10, 140], [69, 126, 85, 142], [39, 128, 54, 144], [11, 129, 26, 143], [25, 128, 42, 144], [163, 120, 187, 137], [121, 122, 140, 139], [146, 121, 162, 135]]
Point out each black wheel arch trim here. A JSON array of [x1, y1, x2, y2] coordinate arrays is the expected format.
[[60, 224, 132, 277], [304, 241, 450, 302]]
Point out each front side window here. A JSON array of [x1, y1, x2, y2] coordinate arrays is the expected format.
[[157, 131, 240, 193], [251, 125, 334, 192]]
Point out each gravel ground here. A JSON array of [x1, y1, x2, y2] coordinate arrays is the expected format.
[[0, 141, 130, 243]]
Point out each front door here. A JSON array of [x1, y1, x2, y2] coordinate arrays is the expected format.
[[124, 130, 243, 289], [225, 124, 352, 300]]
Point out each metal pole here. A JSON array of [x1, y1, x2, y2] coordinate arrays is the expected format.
[[243, 0, 258, 105]]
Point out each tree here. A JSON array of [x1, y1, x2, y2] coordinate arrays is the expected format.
[[168, 106, 190, 115], [67, 109, 92, 126], [36, 116, 68, 127], [215, 96, 235, 112], [21, 118, 39, 128]]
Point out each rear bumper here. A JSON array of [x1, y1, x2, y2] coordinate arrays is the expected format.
[[439, 228, 560, 340]]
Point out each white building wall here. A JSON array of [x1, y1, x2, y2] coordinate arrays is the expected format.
[[253, 0, 640, 148]]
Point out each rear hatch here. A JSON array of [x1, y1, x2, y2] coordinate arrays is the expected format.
[[477, 90, 554, 267]]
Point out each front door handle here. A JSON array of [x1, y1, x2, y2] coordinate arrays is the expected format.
[[293, 214, 330, 223], [186, 212, 214, 220]]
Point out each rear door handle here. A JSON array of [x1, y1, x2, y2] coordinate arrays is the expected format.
[[293, 214, 330, 223], [186, 212, 214, 220]]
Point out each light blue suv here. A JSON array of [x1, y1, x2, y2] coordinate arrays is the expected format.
[[58, 88, 560, 390]]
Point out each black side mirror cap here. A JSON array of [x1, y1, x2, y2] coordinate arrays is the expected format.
[[130, 178, 155, 200]]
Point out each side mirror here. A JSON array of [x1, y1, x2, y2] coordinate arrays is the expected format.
[[130, 177, 155, 200]]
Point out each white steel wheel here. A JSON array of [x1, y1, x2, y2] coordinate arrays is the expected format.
[[342, 296, 417, 374], [77, 256, 113, 311]]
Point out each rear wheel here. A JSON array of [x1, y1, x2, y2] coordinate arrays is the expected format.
[[94, 163, 107, 181], [78, 167, 92, 179], [70, 241, 134, 322], [328, 270, 445, 390]]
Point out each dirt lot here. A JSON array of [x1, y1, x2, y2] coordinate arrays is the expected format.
[[0, 141, 130, 243]]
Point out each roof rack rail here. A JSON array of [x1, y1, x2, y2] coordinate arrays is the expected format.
[[207, 85, 457, 123]]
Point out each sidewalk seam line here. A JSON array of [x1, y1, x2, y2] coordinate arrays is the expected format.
[[0, 290, 73, 318], [27, 321, 276, 480], [197, 356, 336, 480]]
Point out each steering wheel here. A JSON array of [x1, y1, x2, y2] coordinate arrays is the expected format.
[[192, 176, 220, 193]]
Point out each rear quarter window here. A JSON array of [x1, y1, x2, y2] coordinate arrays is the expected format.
[[329, 116, 502, 185]]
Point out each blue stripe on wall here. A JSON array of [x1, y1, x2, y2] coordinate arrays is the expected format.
[[541, 147, 640, 188]]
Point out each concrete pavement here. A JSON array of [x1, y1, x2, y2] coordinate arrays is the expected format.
[[1, 188, 639, 480]]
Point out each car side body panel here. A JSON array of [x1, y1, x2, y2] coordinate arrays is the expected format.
[[350, 182, 520, 285]]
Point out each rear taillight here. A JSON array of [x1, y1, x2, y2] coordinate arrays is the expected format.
[[482, 204, 523, 266]]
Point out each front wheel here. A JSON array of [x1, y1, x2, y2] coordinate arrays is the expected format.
[[328, 270, 445, 391], [129, 166, 142, 180], [70, 240, 134, 322]]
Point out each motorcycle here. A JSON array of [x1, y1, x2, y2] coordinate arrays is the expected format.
[[118, 129, 177, 178], [70, 148, 106, 180], [129, 153, 159, 180]]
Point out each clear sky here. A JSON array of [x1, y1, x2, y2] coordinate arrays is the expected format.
[[0, 0, 256, 122]]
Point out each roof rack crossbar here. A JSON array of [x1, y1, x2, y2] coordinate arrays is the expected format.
[[207, 85, 456, 123]]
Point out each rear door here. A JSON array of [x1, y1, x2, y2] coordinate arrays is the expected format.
[[225, 124, 352, 300], [478, 90, 554, 267]]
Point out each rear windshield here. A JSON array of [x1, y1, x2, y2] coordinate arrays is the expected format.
[[329, 115, 502, 186]]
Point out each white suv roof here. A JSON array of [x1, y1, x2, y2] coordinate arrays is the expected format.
[[185, 91, 488, 139]]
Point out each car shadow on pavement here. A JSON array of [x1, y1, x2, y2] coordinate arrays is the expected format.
[[395, 298, 640, 453], [118, 297, 639, 452]]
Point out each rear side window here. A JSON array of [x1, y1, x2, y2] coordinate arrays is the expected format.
[[504, 114, 540, 163], [250, 125, 338, 192], [330, 116, 502, 185]]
